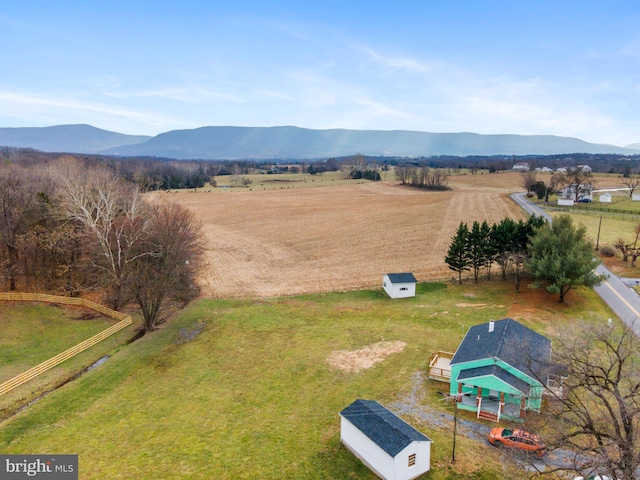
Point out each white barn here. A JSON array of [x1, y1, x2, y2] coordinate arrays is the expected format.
[[340, 399, 431, 480], [383, 273, 417, 299], [599, 193, 612, 203]]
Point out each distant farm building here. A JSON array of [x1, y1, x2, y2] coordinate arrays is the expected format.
[[383, 273, 417, 299], [599, 193, 612, 203], [633, 193, 640, 202], [340, 399, 432, 480], [559, 183, 592, 203], [511, 162, 530, 171]]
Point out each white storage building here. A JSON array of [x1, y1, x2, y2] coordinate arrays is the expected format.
[[340, 399, 431, 480], [383, 273, 417, 299]]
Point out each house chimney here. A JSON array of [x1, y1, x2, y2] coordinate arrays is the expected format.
[[488, 321, 495, 333]]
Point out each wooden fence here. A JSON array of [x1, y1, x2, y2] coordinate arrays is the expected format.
[[0, 293, 132, 397]]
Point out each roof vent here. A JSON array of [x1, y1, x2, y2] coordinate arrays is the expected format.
[[488, 321, 495, 333]]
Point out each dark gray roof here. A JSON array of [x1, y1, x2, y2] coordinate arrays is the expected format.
[[456, 365, 532, 393], [340, 399, 430, 457], [450, 318, 551, 380], [386, 273, 417, 284]]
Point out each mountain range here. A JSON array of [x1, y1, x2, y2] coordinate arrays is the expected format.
[[1, 124, 639, 159]]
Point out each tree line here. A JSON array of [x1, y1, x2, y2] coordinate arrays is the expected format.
[[445, 216, 545, 287], [445, 214, 606, 302], [395, 164, 450, 190], [0, 159, 205, 332]]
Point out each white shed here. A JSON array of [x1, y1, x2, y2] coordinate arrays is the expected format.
[[383, 273, 417, 299], [599, 193, 612, 203], [340, 399, 431, 480], [633, 193, 640, 202]]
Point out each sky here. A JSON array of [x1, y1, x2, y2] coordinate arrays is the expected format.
[[1, 1, 640, 146]]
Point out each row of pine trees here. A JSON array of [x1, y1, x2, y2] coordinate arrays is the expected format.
[[445, 216, 546, 289]]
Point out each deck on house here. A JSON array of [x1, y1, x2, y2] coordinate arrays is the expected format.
[[428, 351, 453, 382]]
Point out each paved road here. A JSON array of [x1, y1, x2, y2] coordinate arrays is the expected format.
[[511, 192, 640, 334]]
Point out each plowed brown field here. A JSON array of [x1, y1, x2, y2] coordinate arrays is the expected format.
[[153, 172, 529, 298]]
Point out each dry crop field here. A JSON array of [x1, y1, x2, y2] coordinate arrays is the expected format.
[[152, 171, 534, 298]]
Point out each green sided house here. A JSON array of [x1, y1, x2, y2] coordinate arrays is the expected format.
[[449, 318, 552, 422]]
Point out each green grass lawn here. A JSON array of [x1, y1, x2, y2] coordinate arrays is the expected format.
[[0, 283, 612, 479], [0, 303, 138, 417], [537, 193, 640, 246], [549, 211, 639, 247]]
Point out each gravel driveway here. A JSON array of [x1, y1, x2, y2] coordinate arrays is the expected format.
[[390, 372, 576, 473]]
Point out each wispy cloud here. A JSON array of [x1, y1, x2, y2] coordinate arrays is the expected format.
[[0, 90, 193, 134], [104, 85, 244, 103], [355, 45, 433, 74]]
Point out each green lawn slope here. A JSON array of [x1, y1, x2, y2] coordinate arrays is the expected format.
[[0, 282, 613, 479]]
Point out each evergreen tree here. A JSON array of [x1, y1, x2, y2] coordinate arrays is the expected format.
[[491, 218, 518, 280], [445, 222, 470, 284], [480, 220, 497, 280], [467, 221, 487, 282], [527, 215, 607, 302]]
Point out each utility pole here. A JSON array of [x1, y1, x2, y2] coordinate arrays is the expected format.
[[441, 393, 462, 463], [596, 214, 603, 251]]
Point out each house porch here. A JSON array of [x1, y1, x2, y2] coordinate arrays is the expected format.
[[457, 388, 526, 422]]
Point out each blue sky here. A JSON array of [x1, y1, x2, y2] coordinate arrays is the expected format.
[[2, 1, 640, 146]]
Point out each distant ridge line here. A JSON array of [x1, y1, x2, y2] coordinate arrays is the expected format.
[[1, 124, 639, 159]]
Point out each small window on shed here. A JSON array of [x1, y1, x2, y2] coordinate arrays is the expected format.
[[408, 453, 416, 467], [400, 287, 408, 291]]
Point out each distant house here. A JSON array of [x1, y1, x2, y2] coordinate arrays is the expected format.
[[560, 183, 592, 202], [449, 318, 555, 422], [511, 162, 530, 171], [340, 399, 431, 480], [383, 273, 417, 299], [599, 193, 612, 203]]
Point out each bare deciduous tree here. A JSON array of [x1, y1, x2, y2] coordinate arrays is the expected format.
[[622, 174, 640, 198], [614, 237, 633, 262], [520, 170, 538, 193], [530, 321, 640, 480], [565, 166, 594, 202], [547, 172, 566, 196], [0, 164, 54, 290], [395, 164, 415, 185], [128, 202, 205, 332], [53, 160, 149, 309]]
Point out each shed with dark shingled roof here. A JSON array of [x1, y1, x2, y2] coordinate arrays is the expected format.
[[383, 273, 417, 299], [340, 399, 431, 480]]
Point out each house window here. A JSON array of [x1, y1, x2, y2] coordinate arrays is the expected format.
[[400, 287, 408, 291], [408, 453, 416, 467]]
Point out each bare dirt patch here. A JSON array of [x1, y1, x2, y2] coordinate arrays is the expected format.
[[506, 285, 560, 322], [326, 340, 407, 373], [151, 172, 528, 298], [455, 302, 488, 308]]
